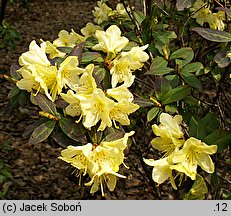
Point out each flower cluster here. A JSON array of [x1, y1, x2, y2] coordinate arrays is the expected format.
[[144, 113, 217, 192], [190, 0, 225, 30], [59, 131, 134, 196], [16, 23, 148, 131]]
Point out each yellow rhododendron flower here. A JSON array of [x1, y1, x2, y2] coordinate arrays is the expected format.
[[60, 90, 81, 117], [143, 157, 177, 189], [59, 131, 134, 196], [110, 45, 149, 87], [151, 113, 184, 156], [80, 22, 101, 38], [45, 41, 66, 59], [80, 88, 114, 131], [107, 86, 139, 125], [209, 11, 225, 31], [53, 30, 81, 47], [115, 3, 130, 18], [58, 56, 83, 89], [19, 40, 50, 67], [92, 1, 112, 24], [171, 137, 217, 180], [184, 174, 208, 200], [93, 25, 129, 57]]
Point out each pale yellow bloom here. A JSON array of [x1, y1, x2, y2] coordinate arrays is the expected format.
[[107, 86, 139, 125], [58, 56, 83, 89], [171, 137, 217, 180], [92, 1, 112, 24], [59, 143, 93, 176], [209, 11, 225, 31], [151, 113, 184, 156], [53, 30, 80, 47], [184, 174, 208, 200], [81, 22, 101, 38], [80, 88, 114, 131], [60, 90, 81, 117], [19, 40, 50, 67], [45, 41, 66, 59], [115, 3, 130, 18], [93, 25, 129, 56], [143, 157, 177, 189]]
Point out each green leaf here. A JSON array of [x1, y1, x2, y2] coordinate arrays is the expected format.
[[147, 56, 174, 75], [147, 107, 160, 122], [0, 160, 4, 170], [93, 66, 106, 84], [8, 86, 21, 98], [202, 113, 219, 134], [29, 120, 56, 144], [59, 117, 86, 143], [134, 11, 145, 24], [214, 51, 231, 68], [176, 0, 193, 11], [69, 43, 84, 60], [4, 92, 20, 116], [10, 64, 21, 80], [81, 52, 103, 64], [102, 129, 124, 142], [34, 93, 57, 115], [182, 71, 202, 89], [51, 130, 79, 147], [203, 129, 231, 152], [162, 85, 191, 104], [134, 98, 153, 107], [189, 116, 207, 140], [170, 47, 194, 66], [192, 27, 231, 42], [182, 62, 204, 73]]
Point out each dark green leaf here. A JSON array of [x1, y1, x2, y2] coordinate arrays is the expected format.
[[134, 11, 145, 24], [192, 27, 231, 42], [162, 85, 191, 104], [34, 93, 57, 115], [8, 86, 21, 98], [69, 43, 84, 60], [51, 130, 80, 147], [4, 92, 20, 116], [202, 113, 219, 134], [10, 64, 21, 80], [182, 62, 204, 73], [147, 56, 174, 75], [93, 66, 106, 84], [56, 46, 73, 53], [176, 0, 193, 11], [102, 129, 124, 142], [182, 71, 202, 89], [29, 120, 56, 144], [189, 116, 207, 140], [203, 129, 231, 152], [214, 51, 231, 68], [22, 118, 48, 138], [59, 117, 86, 143], [81, 52, 103, 64], [0, 160, 4, 170], [147, 107, 159, 122], [170, 47, 194, 66], [134, 98, 153, 107]]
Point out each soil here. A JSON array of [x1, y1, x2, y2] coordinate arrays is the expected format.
[[0, 0, 230, 200]]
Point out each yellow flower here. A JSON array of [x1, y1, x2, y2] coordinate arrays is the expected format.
[[45, 40, 66, 59], [81, 22, 101, 38], [171, 137, 217, 180], [93, 25, 129, 57], [92, 1, 112, 24], [19, 40, 50, 67], [59, 143, 93, 176], [53, 30, 80, 47], [143, 157, 177, 189], [110, 56, 134, 88], [115, 3, 130, 18], [80, 88, 114, 131], [107, 86, 139, 125], [151, 113, 184, 156], [16, 67, 40, 92], [58, 56, 83, 89], [209, 11, 225, 31], [60, 90, 81, 117], [184, 174, 208, 200]]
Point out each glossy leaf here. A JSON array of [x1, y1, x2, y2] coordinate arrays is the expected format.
[[170, 47, 194, 66], [147, 107, 160, 122], [81, 52, 103, 64], [204, 129, 231, 152], [182, 71, 202, 89], [102, 129, 124, 142], [182, 62, 204, 73], [29, 120, 56, 144], [134, 98, 153, 107], [69, 43, 84, 60], [214, 51, 231, 68], [192, 27, 231, 42], [176, 0, 193, 11], [146, 56, 174, 75], [162, 85, 191, 104], [59, 117, 86, 143], [189, 116, 207, 140], [8, 86, 21, 98], [34, 93, 57, 115]]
